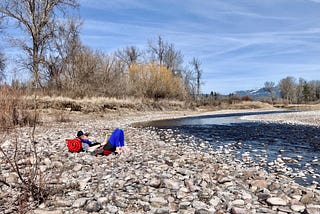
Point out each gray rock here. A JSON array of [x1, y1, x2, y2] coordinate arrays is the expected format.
[[209, 196, 220, 207], [85, 200, 101, 212], [106, 204, 118, 214], [149, 177, 161, 188], [153, 207, 170, 214], [162, 178, 180, 190], [305, 204, 320, 214], [149, 197, 168, 207], [72, 198, 88, 208], [32, 210, 63, 214], [231, 199, 245, 207], [179, 201, 191, 209], [231, 207, 247, 214], [192, 200, 208, 210], [291, 204, 305, 212], [195, 208, 213, 214], [266, 197, 287, 206], [50, 199, 72, 207], [256, 207, 277, 213], [78, 177, 91, 190]]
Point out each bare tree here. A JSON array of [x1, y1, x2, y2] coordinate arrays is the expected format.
[[264, 81, 275, 104], [148, 35, 166, 66], [0, 0, 79, 88], [44, 18, 82, 90], [148, 36, 184, 77], [0, 52, 5, 82], [115, 46, 141, 67], [278, 76, 296, 103], [190, 57, 202, 97], [309, 80, 320, 101], [163, 44, 183, 76], [0, 15, 5, 82]]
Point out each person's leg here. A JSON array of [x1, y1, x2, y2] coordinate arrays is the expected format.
[[109, 128, 125, 147], [118, 129, 125, 147], [103, 141, 116, 152]]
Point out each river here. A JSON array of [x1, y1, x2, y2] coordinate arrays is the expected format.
[[140, 111, 320, 187]]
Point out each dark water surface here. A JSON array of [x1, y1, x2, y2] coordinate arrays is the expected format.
[[140, 111, 320, 187]]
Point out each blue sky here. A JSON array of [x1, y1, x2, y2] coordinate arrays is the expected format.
[[78, 0, 320, 94]]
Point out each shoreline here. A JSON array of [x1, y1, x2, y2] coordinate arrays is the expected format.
[[1, 109, 320, 213], [240, 110, 320, 127]]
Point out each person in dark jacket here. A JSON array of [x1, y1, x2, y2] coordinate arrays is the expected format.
[[77, 130, 101, 152]]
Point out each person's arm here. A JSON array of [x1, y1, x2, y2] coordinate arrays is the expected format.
[[82, 139, 101, 147]]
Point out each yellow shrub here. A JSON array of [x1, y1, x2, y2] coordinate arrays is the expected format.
[[129, 62, 186, 99]]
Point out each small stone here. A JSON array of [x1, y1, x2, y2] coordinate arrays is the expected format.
[[241, 192, 252, 200], [106, 204, 118, 214], [6, 173, 18, 183], [149, 177, 161, 188], [73, 163, 82, 171], [257, 193, 270, 201], [97, 197, 108, 205], [179, 201, 191, 209], [250, 180, 268, 188], [218, 176, 232, 184], [51, 199, 72, 207], [266, 197, 287, 206], [231, 207, 247, 214], [162, 179, 180, 190], [43, 158, 52, 165], [184, 179, 199, 192], [305, 204, 320, 214], [72, 198, 88, 208], [32, 210, 63, 214], [300, 193, 313, 204], [277, 206, 292, 213], [194, 208, 212, 214], [85, 200, 101, 212], [291, 205, 305, 212], [153, 207, 170, 214], [256, 207, 276, 213], [177, 189, 188, 199], [78, 177, 91, 190], [149, 197, 168, 207], [192, 200, 208, 210], [232, 199, 245, 207]]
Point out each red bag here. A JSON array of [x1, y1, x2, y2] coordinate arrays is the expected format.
[[103, 150, 112, 156], [66, 138, 82, 153]]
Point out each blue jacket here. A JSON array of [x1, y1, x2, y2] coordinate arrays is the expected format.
[[80, 139, 94, 145]]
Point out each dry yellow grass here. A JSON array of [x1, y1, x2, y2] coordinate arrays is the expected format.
[[274, 103, 320, 110], [221, 101, 275, 110]]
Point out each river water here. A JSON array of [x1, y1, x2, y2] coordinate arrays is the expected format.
[[140, 111, 320, 187]]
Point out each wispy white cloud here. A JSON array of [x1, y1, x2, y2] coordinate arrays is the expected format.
[[78, 0, 320, 94], [306, 0, 320, 3]]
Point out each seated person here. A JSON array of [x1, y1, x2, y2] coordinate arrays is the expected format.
[[77, 128, 128, 155], [77, 130, 101, 152]]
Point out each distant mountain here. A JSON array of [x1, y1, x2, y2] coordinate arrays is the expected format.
[[234, 86, 280, 99]]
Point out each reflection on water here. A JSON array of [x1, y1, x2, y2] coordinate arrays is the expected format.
[[139, 111, 320, 187]]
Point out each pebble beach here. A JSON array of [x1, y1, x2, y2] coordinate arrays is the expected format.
[[1, 109, 320, 214]]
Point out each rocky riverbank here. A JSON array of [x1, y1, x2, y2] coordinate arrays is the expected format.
[[240, 110, 320, 127], [1, 110, 319, 213]]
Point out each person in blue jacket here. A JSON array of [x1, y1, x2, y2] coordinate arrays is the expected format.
[[77, 130, 101, 152]]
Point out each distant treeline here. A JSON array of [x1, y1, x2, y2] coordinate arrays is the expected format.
[[277, 76, 320, 104], [205, 77, 320, 105]]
